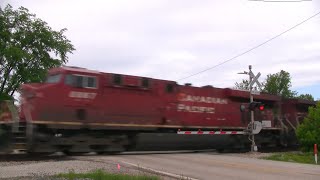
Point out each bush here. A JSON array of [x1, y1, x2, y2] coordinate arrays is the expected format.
[[296, 101, 320, 151]]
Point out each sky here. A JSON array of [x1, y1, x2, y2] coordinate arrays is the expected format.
[[2, 0, 320, 100]]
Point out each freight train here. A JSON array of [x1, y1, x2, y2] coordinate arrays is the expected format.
[[0, 66, 316, 154]]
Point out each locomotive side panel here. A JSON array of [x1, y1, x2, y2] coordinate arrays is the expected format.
[[174, 86, 242, 127], [281, 99, 315, 130], [85, 73, 170, 129]]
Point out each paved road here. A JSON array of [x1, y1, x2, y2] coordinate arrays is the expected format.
[[79, 152, 320, 180]]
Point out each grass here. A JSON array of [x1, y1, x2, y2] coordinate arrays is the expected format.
[[55, 169, 160, 180], [262, 151, 319, 165]]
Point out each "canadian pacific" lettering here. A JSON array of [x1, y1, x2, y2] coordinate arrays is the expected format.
[[177, 104, 215, 114], [178, 94, 228, 104]]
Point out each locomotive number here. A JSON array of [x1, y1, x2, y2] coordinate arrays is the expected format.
[[69, 91, 97, 99]]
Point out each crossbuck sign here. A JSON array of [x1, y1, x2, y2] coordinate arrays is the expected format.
[[249, 71, 262, 91]]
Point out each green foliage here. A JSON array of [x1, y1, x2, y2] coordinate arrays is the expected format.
[[297, 93, 314, 101], [234, 79, 250, 90], [0, 93, 13, 101], [0, 4, 75, 99], [234, 70, 315, 101], [263, 152, 318, 165], [55, 169, 160, 180], [296, 101, 320, 151], [262, 70, 297, 98]]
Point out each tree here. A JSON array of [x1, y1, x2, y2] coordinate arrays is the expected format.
[[234, 70, 315, 100], [296, 101, 320, 151], [262, 70, 297, 98], [0, 4, 75, 100], [297, 94, 314, 101], [234, 79, 250, 90]]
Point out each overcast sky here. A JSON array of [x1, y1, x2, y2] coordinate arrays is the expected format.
[[2, 0, 320, 99]]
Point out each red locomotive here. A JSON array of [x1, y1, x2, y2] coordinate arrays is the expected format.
[[0, 66, 316, 154]]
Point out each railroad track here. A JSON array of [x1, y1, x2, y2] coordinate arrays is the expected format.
[[0, 145, 299, 161], [0, 152, 71, 162]]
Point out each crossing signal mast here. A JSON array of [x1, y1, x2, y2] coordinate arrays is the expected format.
[[238, 65, 263, 152]]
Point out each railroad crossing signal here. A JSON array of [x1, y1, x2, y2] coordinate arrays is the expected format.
[[249, 71, 262, 91], [247, 121, 263, 135], [240, 102, 265, 112], [249, 101, 264, 111], [259, 104, 264, 111]]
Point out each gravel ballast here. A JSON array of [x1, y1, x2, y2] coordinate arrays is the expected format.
[[0, 156, 170, 180]]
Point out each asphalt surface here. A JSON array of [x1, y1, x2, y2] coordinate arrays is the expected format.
[[0, 151, 319, 180], [80, 151, 320, 180]]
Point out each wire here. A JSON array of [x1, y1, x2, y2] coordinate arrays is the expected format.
[[249, 0, 312, 2], [176, 10, 320, 82]]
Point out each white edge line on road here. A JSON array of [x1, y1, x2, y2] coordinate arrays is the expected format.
[[121, 161, 200, 180]]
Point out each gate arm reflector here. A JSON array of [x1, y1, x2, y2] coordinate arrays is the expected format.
[[177, 129, 245, 135], [177, 122, 263, 135]]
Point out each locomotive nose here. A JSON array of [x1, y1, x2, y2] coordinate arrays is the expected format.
[[19, 83, 43, 122], [20, 83, 44, 99]]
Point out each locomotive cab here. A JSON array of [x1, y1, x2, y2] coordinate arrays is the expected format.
[[19, 71, 65, 121], [19, 66, 101, 127]]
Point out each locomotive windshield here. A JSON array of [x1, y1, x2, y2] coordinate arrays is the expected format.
[[45, 74, 62, 83], [64, 74, 97, 88]]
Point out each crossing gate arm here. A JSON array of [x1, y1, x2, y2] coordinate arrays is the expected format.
[[177, 129, 246, 135], [177, 122, 262, 135]]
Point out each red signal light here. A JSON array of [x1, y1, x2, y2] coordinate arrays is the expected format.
[[246, 102, 265, 111], [259, 105, 264, 111]]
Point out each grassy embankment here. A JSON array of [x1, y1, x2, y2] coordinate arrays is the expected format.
[[262, 151, 319, 165], [55, 169, 160, 180]]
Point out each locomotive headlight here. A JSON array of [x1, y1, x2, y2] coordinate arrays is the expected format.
[[35, 92, 43, 98], [21, 90, 36, 99], [22, 90, 43, 99], [26, 92, 35, 98]]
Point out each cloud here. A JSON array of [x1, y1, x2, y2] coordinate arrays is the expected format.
[[2, 0, 320, 99]]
